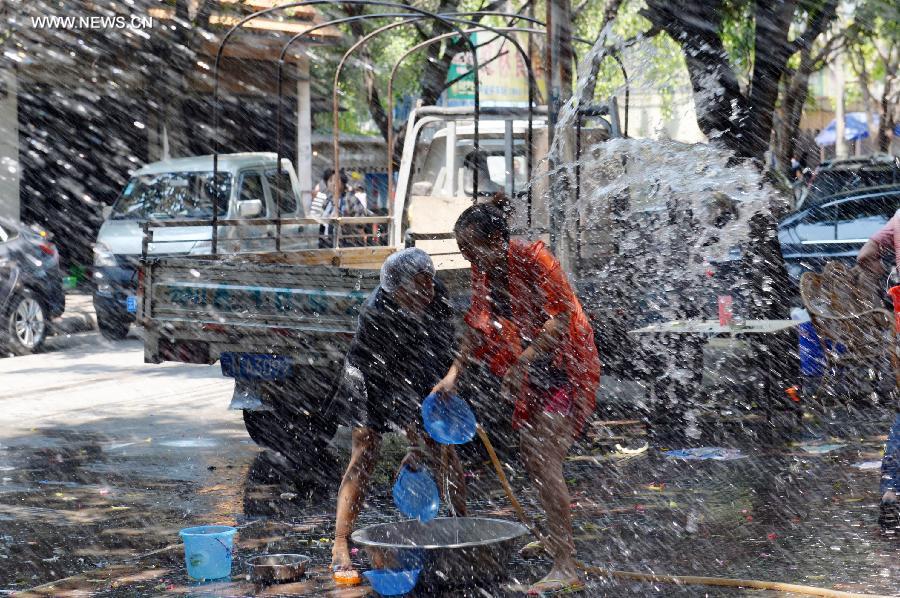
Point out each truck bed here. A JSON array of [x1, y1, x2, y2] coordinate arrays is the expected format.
[[141, 248, 471, 367], [141, 251, 385, 366]]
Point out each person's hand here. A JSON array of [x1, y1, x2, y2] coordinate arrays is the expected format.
[[430, 371, 457, 400], [398, 446, 424, 475]]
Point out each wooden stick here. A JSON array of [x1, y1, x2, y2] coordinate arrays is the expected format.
[[475, 425, 542, 540]]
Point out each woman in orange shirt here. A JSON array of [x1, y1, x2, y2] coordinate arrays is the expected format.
[[432, 200, 601, 595]]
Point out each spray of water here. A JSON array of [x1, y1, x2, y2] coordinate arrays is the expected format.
[[541, 29, 787, 428]]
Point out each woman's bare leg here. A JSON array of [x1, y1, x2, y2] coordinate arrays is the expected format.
[[446, 445, 468, 515], [332, 428, 380, 571], [519, 411, 581, 592]]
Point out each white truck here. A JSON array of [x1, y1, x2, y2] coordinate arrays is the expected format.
[[93, 153, 313, 340], [140, 105, 622, 463]]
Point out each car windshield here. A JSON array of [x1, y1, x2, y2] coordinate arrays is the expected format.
[[110, 172, 232, 220]]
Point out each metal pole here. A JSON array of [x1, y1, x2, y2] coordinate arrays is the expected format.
[[386, 26, 540, 202]]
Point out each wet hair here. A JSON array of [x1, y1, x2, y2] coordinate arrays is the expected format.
[[453, 199, 510, 245], [454, 200, 512, 318], [322, 168, 348, 187], [380, 248, 435, 293]]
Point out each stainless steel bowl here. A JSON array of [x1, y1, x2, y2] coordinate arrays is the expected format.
[[351, 517, 529, 586], [246, 553, 310, 584]]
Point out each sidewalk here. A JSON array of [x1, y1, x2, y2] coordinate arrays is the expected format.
[[50, 292, 96, 335]]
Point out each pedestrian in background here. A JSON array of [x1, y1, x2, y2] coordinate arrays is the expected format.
[[856, 210, 900, 531]]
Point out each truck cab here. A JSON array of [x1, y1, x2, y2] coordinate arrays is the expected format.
[[94, 152, 311, 339]]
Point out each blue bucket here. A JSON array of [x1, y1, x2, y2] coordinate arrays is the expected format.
[[798, 321, 825, 376], [392, 465, 440, 522], [179, 525, 237, 581], [421, 393, 477, 445]]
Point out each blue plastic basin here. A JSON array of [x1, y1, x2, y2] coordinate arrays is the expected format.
[[421, 393, 477, 444], [392, 465, 440, 522]]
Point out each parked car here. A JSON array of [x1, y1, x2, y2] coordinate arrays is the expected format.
[[0, 218, 65, 354], [778, 185, 900, 287], [93, 152, 308, 340], [799, 154, 900, 208]]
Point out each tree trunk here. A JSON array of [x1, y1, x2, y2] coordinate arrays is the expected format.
[[642, 0, 751, 156], [344, 11, 391, 143], [744, 0, 796, 161], [877, 77, 895, 152], [777, 48, 814, 169], [574, 0, 627, 108]]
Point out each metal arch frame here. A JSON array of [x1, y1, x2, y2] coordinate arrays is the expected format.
[[323, 11, 556, 225], [213, 5, 632, 253], [328, 13, 537, 198], [386, 26, 543, 213], [271, 10, 551, 248], [211, 1, 481, 254], [325, 13, 543, 217], [273, 12, 412, 250], [332, 19, 428, 183]]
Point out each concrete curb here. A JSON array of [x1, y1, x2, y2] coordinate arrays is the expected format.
[[50, 293, 97, 336], [50, 312, 96, 335]]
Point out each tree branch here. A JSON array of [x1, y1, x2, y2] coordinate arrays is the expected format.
[[573, 0, 652, 107], [573, 0, 591, 16], [791, 0, 839, 55], [194, 0, 215, 28], [412, 19, 430, 41], [810, 32, 844, 70], [341, 6, 391, 142], [508, 0, 533, 26]]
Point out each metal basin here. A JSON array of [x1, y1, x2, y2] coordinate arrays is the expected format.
[[246, 553, 310, 584], [351, 517, 529, 586]]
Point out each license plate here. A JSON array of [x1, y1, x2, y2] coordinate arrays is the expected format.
[[126, 295, 138, 313], [220, 352, 292, 381]]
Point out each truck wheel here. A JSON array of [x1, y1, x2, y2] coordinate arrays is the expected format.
[[3, 291, 47, 355], [242, 410, 278, 447], [97, 311, 130, 340], [242, 407, 337, 468]]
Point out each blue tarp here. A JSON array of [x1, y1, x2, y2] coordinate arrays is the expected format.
[[815, 112, 880, 146]]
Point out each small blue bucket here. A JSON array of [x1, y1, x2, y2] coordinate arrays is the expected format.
[[392, 465, 440, 522], [179, 525, 237, 581], [798, 321, 825, 376]]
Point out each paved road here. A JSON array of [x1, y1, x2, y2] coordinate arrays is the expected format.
[[1, 333, 236, 433], [3, 334, 900, 597], [0, 333, 257, 592]]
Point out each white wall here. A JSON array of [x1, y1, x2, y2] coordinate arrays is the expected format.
[[623, 89, 707, 144], [0, 69, 19, 221]]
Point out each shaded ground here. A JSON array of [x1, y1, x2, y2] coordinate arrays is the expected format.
[[2, 335, 899, 596]]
